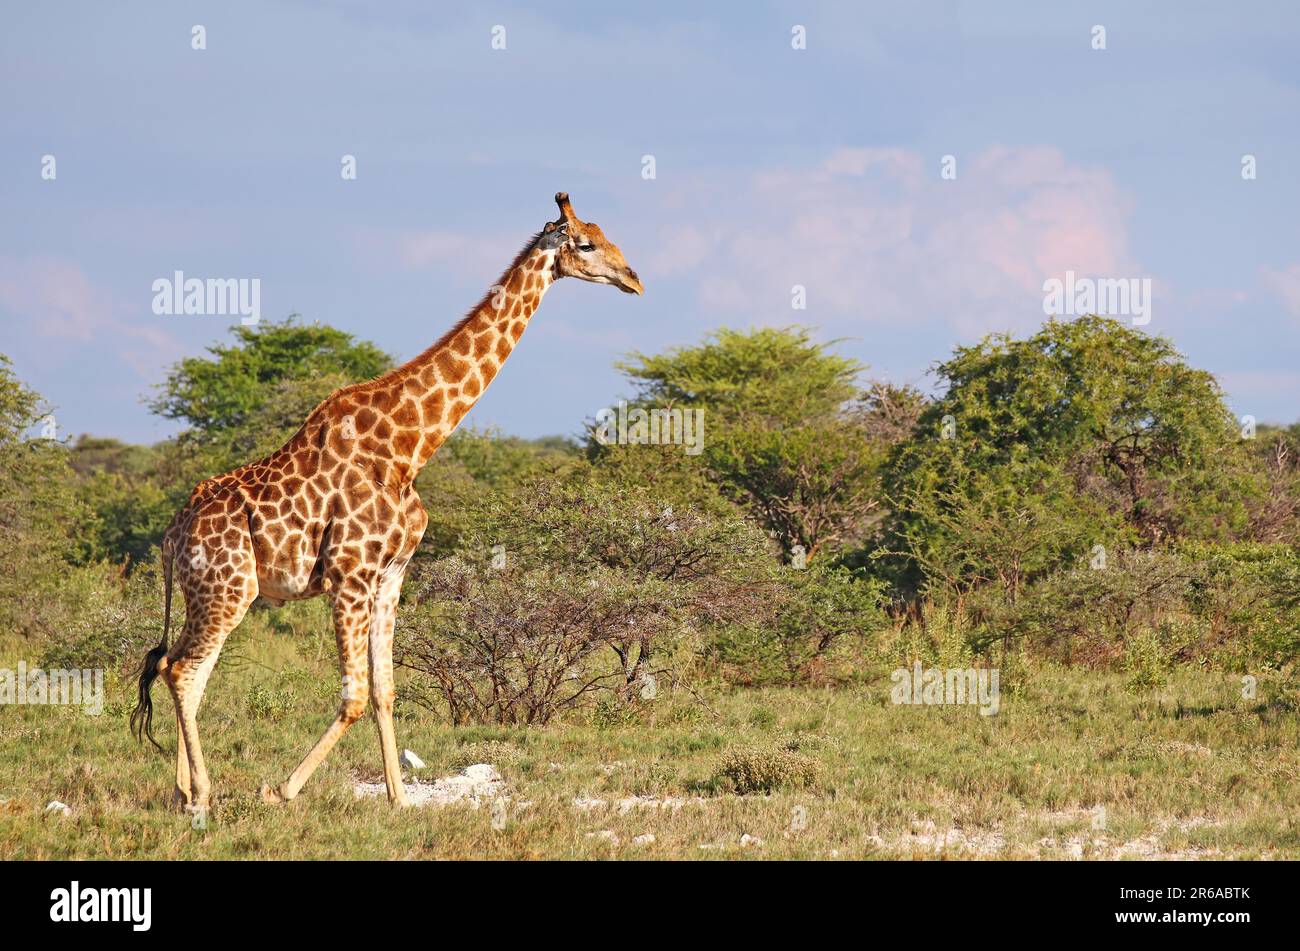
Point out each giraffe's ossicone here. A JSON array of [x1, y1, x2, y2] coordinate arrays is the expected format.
[[131, 193, 642, 811]]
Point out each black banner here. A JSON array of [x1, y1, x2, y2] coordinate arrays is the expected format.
[[0, 859, 1281, 938]]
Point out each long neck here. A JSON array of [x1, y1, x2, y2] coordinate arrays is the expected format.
[[377, 242, 558, 481]]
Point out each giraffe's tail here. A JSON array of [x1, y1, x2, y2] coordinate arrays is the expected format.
[[131, 538, 175, 752]]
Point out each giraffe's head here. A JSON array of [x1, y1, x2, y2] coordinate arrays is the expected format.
[[544, 192, 643, 295]]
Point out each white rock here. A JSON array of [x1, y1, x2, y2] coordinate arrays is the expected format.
[[354, 763, 506, 808], [462, 763, 500, 783], [632, 833, 656, 847], [586, 829, 619, 844], [45, 800, 71, 816], [400, 749, 425, 770], [740, 833, 764, 848]]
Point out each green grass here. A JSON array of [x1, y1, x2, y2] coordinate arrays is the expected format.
[[1, 628, 1297, 860]]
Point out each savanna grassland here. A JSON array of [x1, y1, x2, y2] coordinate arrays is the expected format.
[[1, 622, 1297, 860], [2, 316, 1299, 860]]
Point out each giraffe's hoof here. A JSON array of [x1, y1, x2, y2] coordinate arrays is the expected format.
[[260, 783, 290, 805]]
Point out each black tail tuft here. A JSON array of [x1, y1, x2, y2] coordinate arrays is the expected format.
[[132, 542, 175, 752], [131, 644, 168, 751]]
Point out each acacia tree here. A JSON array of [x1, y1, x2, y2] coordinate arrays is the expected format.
[[705, 421, 882, 559], [613, 326, 898, 562], [710, 560, 885, 685]]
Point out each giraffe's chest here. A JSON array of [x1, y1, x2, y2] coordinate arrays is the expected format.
[[244, 483, 332, 600], [250, 519, 330, 602], [256, 575, 324, 604], [247, 470, 415, 601]]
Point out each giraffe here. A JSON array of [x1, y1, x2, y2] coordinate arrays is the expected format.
[[132, 192, 642, 812]]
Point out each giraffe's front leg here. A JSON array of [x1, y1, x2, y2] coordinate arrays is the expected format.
[[262, 577, 373, 804], [369, 567, 409, 807]]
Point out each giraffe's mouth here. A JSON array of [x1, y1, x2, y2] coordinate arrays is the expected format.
[[616, 270, 643, 295]]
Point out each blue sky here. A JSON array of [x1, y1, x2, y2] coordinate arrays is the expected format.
[[2, 1, 1298, 445]]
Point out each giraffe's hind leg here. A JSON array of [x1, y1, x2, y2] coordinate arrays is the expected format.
[[165, 529, 258, 813], [173, 709, 191, 809]]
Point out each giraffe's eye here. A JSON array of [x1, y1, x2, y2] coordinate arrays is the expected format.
[[578, 243, 595, 253]]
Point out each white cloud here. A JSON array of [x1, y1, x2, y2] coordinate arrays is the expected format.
[[0, 255, 114, 341], [0, 254, 178, 364], [351, 227, 519, 283], [1261, 263, 1300, 318], [397, 232, 466, 269]]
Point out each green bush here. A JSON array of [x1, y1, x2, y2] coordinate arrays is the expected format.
[[712, 562, 886, 685], [0, 355, 98, 638], [396, 472, 772, 724], [246, 681, 297, 722], [712, 743, 821, 794], [881, 316, 1259, 598], [1124, 628, 1169, 690], [960, 543, 1300, 671], [1183, 542, 1300, 669], [36, 560, 168, 672]]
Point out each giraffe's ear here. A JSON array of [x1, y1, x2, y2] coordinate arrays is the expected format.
[[538, 219, 568, 250]]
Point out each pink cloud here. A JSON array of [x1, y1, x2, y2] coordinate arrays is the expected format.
[[647, 145, 1140, 337]]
